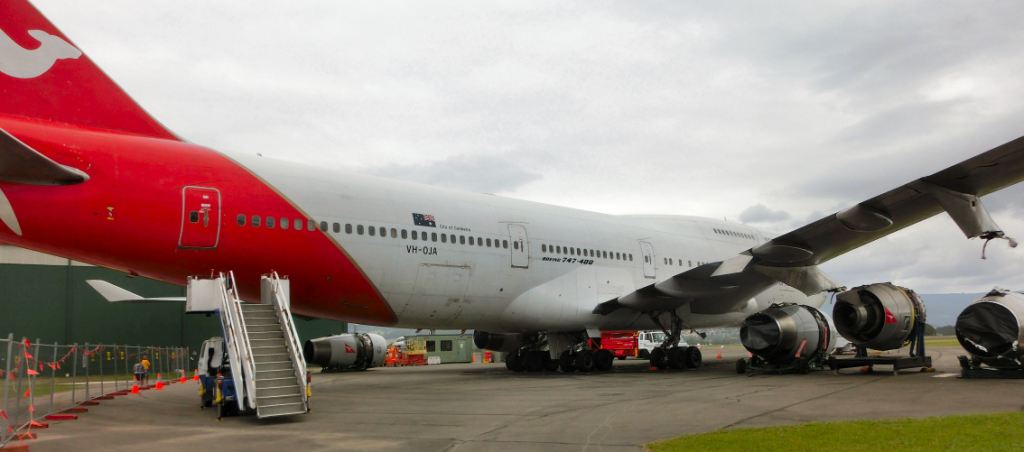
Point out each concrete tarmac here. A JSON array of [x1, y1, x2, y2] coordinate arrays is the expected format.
[[23, 345, 1024, 451]]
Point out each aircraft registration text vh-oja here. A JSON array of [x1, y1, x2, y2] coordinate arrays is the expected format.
[[1, 1, 1023, 373]]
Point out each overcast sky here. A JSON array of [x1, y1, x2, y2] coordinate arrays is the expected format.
[[34, 0, 1024, 293]]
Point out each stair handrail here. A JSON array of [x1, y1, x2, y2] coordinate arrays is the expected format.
[[267, 272, 308, 409], [221, 271, 258, 410]]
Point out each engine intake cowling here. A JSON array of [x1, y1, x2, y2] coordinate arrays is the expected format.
[[741, 304, 835, 366], [956, 289, 1024, 367], [303, 333, 387, 371], [473, 331, 523, 353], [833, 283, 925, 351]]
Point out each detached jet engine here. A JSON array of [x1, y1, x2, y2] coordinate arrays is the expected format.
[[956, 288, 1024, 372], [303, 333, 387, 372], [738, 303, 836, 373], [833, 283, 925, 350]]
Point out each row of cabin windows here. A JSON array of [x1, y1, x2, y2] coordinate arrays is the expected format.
[[714, 228, 755, 241], [235, 214, 510, 249], [539, 244, 632, 262], [236, 214, 316, 231], [664, 257, 707, 267], [346, 223, 509, 249]]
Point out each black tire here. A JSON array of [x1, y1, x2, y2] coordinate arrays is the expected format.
[[617, 356, 626, 361], [736, 358, 747, 374], [559, 350, 576, 373], [594, 349, 614, 371], [505, 350, 525, 372], [684, 346, 703, 369], [667, 347, 686, 370], [545, 357, 560, 372], [574, 350, 595, 372], [639, 349, 650, 359], [650, 348, 668, 370], [525, 351, 546, 372]]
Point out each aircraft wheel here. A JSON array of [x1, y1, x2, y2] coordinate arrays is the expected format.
[[559, 350, 576, 372], [649, 348, 668, 370], [594, 349, 614, 371], [667, 347, 687, 370], [505, 350, 525, 372], [525, 351, 546, 372], [574, 349, 595, 372], [684, 346, 703, 369]]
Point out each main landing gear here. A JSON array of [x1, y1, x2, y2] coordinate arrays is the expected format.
[[558, 347, 614, 373], [505, 333, 615, 373], [648, 311, 703, 371]]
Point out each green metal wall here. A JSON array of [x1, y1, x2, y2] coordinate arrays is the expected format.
[[0, 263, 348, 351]]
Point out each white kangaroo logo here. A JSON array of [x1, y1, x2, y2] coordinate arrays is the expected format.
[[0, 28, 81, 79]]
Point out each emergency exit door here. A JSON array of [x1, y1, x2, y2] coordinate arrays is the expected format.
[[639, 240, 655, 278], [508, 224, 529, 268], [178, 186, 221, 249]]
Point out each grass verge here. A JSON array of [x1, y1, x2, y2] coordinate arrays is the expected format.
[[649, 412, 1024, 451]]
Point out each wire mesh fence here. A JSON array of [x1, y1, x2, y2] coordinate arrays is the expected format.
[[1, 333, 190, 446]]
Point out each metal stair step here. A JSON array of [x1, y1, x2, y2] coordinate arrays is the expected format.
[[256, 369, 296, 379], [256, 376, 300, 386], [248, 331, 284, 339], [254, 353, 290, 362], [241, 304, 275, 310], [246, 324, 282, 333], [255, 385, 302, 397], [254, 361, 293, 371], [258, 402, 306, 418], [257, 394, 304, 406]]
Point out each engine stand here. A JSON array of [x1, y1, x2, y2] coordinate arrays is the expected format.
[[958, 355, 1024, 379], [826, 322, 932, 376]]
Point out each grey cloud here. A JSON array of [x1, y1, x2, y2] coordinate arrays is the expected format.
[[366, 154, 542, 194], [738, 204, 790, 224]]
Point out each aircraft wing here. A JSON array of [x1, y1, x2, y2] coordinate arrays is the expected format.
[[0, 127, 89, 185], [596, 134, 1024, 316]]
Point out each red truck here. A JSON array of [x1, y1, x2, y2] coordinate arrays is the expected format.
[[599, 330, 639, 360]]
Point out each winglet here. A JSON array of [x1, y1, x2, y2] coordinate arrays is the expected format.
[[86, 279, 184, 303]]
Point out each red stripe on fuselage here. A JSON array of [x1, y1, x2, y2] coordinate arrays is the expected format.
[[0, 116, 396, 325]]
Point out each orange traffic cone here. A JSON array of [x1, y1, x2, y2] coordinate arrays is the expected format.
[[131, 385, 140, 394], [715, 349, 723, 360], [193, 369, 200, 381], [155, 380, 164, 390]]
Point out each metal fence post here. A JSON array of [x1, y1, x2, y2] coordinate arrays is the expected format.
[[99, 344, 105, 396], [84, 342, 91, 401], [49, 341, 57, 415], [29, 338, 39, 423], [1, 334, 14, 444], [13, 338, 24, 433], [71, 342, 78, 404]]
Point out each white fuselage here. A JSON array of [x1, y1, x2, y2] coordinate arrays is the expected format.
[[239, 155, 826, 333]]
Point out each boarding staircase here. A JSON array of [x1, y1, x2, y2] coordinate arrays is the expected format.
[[189, 272, 308, 418]]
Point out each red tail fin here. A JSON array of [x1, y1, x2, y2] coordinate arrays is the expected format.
[[0, 1, 177, 139]]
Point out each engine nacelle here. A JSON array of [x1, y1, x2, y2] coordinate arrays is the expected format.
[[741, 303, 836, 366], [303, 333, 387, 371], [956, 289, 1024, 368], [833, 283, 925, 351], [473, 331, 523, 353]]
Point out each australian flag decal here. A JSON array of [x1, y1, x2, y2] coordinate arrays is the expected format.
[[412, 213, 436, 227]]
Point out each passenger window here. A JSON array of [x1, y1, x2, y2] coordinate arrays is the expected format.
[[441, 234, 447, 243], [266, 217, 275, 228], [295, 219, 302, 230], [459, 235, 466, 245], [569, 247, 574, 256], [431, 232, 438, 242], [602, 251, 608, 259], [629, 254, 633, 261], [541, 244, 547, 253], [368, 226, 375, 236], [280, 218, 290, 230], [334, 223, 341, 233], [236, 214, 246, 226], [502, 240, 508, 249], [486, 238, 492, 247], [478, 237, 484, 246], [344, 224, 352, 234], [469, 237, 475, 246], [411, 230, 418, 240], [320, 221, 328, 232], [391, 228, 398, 238], [251, 215, 261, 228], [306, 220, 313, 231], [401, 229, 408, 239], [357, 225, 364, 235], [422, 232, 428, 242], [514, 241, 519, 250], [616, 252, 621, 260]]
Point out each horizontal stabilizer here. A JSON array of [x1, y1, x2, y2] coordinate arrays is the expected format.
[[86, 279, 184, 303], [0, 127, 88, 185]]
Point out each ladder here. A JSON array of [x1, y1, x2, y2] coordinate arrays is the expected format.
[[188, 272, 308, 418]]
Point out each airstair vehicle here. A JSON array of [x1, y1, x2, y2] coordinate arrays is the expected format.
[[187, 272, 309, 418]]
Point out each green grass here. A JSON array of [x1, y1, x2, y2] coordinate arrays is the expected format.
[[649, 412, 1024, 451], [924, 336, 962, 347]]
